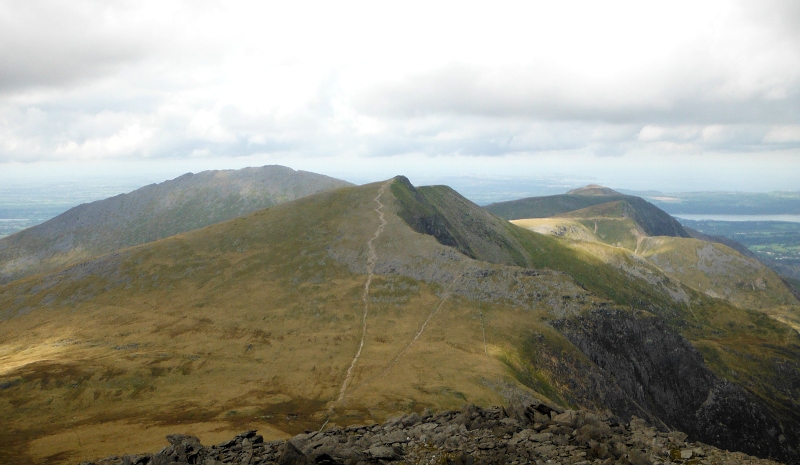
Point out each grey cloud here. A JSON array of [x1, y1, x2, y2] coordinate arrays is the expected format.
[[354, 62, 800, 126], [743, 0, 800, 42], [0, 2, 152, 93]]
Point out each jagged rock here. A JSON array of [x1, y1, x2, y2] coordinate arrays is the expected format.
[[277, 441, 309, 465], [552, 409, 579, 428], [368, 444, 402, 460], [83, 402, 786, 465], [401, 412, 420, 427], [236, 430, 258, 439]]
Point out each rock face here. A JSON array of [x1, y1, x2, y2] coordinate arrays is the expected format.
[[552, 308, 799, 462], [81, 403, 783, 465]]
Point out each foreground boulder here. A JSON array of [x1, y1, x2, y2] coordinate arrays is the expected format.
[[81, 403, 784, 465]]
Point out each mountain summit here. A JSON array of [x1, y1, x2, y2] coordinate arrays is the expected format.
[[0, 165, 351, 284], [485, 189, 689, 238], [1, 177, 799, 464], [566, 184, 622, 196]]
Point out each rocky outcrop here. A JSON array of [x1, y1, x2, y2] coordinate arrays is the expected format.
[[553, 308, 799, 463], [81, 403, 783, 465], [390, 177, 530, 268]]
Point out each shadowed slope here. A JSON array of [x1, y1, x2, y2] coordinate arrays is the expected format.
[[1, 178, 800, 464], [485, 187, 689, 238], [391, 178, 530, 268], [0, 165, 351, 284]]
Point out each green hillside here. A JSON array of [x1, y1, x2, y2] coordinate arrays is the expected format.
[[0, 165, 351, 285], [1, 178, 799, 464], [496, 186, 799, 317], [485, 187, 689, 238], [637, 236, 800, 328]]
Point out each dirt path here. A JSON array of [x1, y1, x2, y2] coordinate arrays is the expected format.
[[335, 182, 389, 405], [389, 273, 462, 364], [353, 274, 462, 390]]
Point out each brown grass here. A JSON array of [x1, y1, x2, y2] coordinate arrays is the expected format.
[[2, 180, 797, 464]]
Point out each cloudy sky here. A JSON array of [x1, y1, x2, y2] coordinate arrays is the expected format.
[[1, 0, 799, 193]]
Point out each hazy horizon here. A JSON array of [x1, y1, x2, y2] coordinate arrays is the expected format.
[[1, 1, 798, 194]]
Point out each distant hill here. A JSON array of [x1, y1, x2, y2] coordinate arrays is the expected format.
[[683, 226, 759, 259], [2, 177, 799, 464], [485, 186, 690, 238], [504, 186, 799, 317], [631, 190, 800, 215], [565, 184, 622, 196], [0, 165, 351, 284]]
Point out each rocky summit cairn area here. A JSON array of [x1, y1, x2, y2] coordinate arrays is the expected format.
[[80, 403, 783, 465]]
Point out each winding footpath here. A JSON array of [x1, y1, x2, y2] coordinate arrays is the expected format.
[[335, 183, 389, 406]]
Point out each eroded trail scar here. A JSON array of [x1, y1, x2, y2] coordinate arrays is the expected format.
[[357, 273, 461, 388], [335, 182, 389, 405], [479, 302, 488, 356], [391, 274, 461, 363]]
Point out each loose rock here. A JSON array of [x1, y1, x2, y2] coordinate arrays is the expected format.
[[80, 404, 786, 465]]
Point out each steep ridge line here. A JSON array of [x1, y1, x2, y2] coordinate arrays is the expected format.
[[335, 182, 389, 406]]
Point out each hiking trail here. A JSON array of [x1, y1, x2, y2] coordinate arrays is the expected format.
[[334, 182, 389, 406]]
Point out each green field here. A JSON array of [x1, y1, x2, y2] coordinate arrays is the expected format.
[[634, 190, 800, 215], [678, 219, 800, 283], [0, 179, 153, 238]]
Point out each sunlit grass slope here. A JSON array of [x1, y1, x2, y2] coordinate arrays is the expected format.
[[637, 236, 800, 330], [1, 178, 799, 464], [0, 180, 587, 464]]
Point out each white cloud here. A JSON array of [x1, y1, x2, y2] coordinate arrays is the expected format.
[[764, 125, 800, 144], [0, 0, 797, 191]]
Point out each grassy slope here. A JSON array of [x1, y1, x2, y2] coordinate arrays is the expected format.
[[637, 236, 800, 332], [0, 181, 579, 464], [555, 200, 645, 250], [1, 178, 799, 463], [510, 214, 800, 435], [485, 194, 689, 238], [0, 165, 351, 285]]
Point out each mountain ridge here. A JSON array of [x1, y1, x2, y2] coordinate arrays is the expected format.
[[1, 177, 799, 464], [485, 186, 690, 238], [0, 165, 351, 284]]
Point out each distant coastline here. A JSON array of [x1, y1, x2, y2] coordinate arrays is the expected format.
[[674, 214, 800, 223]]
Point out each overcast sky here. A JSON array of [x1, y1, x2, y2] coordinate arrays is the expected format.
[[1, 0, 799, 192]]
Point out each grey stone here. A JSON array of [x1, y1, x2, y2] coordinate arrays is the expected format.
[[368, 445, 402, 460], [401, 412, 420, 427], [278, 441, 310, 465], [382, 429, 409, 444]]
